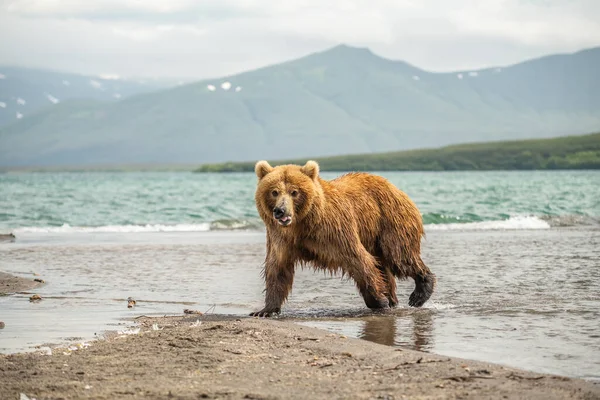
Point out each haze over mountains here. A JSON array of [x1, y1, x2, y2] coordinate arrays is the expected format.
[[0, 67, 184, 128], [0, 44, 599, 167]]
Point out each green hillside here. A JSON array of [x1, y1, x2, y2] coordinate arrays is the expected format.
[[194, 132, 600, 172], [1, 45, 600, 167]]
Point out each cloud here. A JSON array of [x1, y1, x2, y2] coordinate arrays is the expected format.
[[3, 0, 266, 22], [0, 0, 599, 78], [111, 24, 206, 42], [448, 0, 600, 46], [6, 0, 209, 15]]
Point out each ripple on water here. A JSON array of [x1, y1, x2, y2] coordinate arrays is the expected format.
[[0, 228, 599, 381]]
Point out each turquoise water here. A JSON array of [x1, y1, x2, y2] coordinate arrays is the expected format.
[[1, 171, 599, 232], [1, 170, 599, 380]]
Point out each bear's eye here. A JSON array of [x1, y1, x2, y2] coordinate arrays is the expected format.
[[290, 190, 299, 197], [271, 190, 279, 197]]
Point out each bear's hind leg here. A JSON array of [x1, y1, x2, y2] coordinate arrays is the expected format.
[[378, 230, 435, 307], [347, 249, 390, 310], [360, 288, 390, 309], [381, 265, 398, 307], [408, 270, 436, 308]]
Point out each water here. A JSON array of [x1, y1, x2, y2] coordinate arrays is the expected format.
[[0, 171, 599, 381], [1, 170, 598, 232]]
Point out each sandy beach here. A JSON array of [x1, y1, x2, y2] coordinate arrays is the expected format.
[[1, 312, 599, 400]]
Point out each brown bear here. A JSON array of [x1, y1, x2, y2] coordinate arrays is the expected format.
[[250, 160, 435, 317]]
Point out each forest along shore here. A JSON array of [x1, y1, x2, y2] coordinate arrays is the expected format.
[[1, 315, 599, 400]]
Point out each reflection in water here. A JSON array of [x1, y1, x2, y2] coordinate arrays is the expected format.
[[358, 309, 435, 351], [410, 310, 434, 352], [359, 316, 396, 346], [2, 228, 600, 380]]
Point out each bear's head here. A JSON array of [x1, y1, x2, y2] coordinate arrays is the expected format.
[[254, 160, 320, 228]]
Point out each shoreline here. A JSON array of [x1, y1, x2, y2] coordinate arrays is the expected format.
[[0, 271, 44, 333], [1, 314, 599, 399], [0, 271, 43, 296]]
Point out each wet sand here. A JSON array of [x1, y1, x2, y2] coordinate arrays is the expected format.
[[0, 233, 16, 243], [0, 271, 43, 295], [0, 272, 43, 332], [1, 315, 598, 400], [1, 229, 600, 378]]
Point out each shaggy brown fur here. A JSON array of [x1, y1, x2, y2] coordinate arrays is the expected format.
[[250, 160, 436, 317]]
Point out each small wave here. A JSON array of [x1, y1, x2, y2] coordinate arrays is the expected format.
[[539, 215, 600, 227], [427, 301, 457, 310], [14, 223, 212, 234], [10, 214, 595, 234], [209, 218, 264, 231], [13, 219, 265, 234], [425, 216, 551, 231]]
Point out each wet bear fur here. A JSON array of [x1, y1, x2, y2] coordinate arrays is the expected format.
[[251, 160, 436, 317]]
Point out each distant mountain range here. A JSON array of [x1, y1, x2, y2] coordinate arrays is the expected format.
[[0, 67, 183, 127], [1, 45, 599, 167]]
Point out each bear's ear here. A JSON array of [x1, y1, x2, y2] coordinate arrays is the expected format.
[[255, 160, 273, 179], [301, 160, 319, 181]]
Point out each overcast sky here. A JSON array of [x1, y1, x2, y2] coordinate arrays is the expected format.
[[1, 0, 599, 79]]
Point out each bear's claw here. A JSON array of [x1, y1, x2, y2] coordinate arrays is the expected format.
[[362, 292, 390, 310], [250, 308, 280, 318]]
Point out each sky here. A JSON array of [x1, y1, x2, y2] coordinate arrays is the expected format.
[[1, 0, 599, 79]]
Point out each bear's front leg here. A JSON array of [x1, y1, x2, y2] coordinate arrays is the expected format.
[[250, 254, 295, 318]]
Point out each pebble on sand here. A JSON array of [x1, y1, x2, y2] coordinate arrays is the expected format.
[[127, 297, 136, 308]]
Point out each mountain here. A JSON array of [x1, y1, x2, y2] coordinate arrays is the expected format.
[[1, 45, 599, 167], [0, 66, 178, 127]]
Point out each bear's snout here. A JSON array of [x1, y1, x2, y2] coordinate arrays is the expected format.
[[273, 206, 285, 219], [273, 206, 292, 226]]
